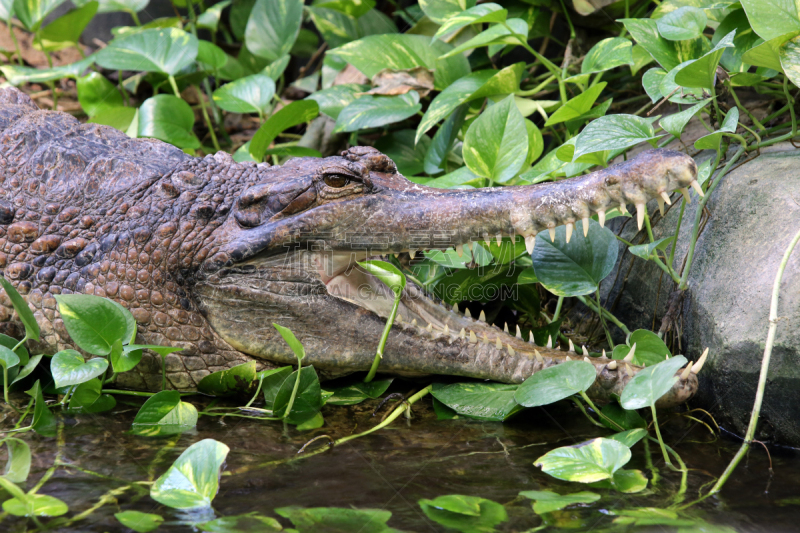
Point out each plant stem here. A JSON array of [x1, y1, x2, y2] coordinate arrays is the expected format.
[[668, 198, 686, 266], [595, 290, 614, 348], [168, 75, 181, 98], [650, 404, 673, 467], [365, 293, 400, 383], [728, 83, 766, 131], [334, 386, 431, 446], [282, 355, 303, 420], [196, 85, 221, 151], [707, 226, 800, 495], [7, 17, 23, 65], [576, 295, 631, 336], [551, 296, 564, 322]]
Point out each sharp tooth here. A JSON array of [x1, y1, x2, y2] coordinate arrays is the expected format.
[[524, 235, 535, 254], [529, 331, 534, 343], [496, 233, 503, 246], [691, 347, 709, 374], [625, 363, 633, 374], [546, 335, 553, 349], [582, 345, 589, 356], [568, 339, 575, 352], [426, 323, 433, 332], [396, 315, 403, 323], [690, 180, 705, 197], [443, 324, 450, 335], [534, 350, 544, 363], [598, 209, 606, 228], [582, 217, 589, 237], [469, 331, 477, 343], [607, 360, 617, 370], [623, 342, 636, 362], [495, 337, 502, 349], [660, 191, 672, 206], [548, 227, 556, 242], [657, 197, 665, 216], [482, 333, 489, 344], [681, 362, 693, 380], [455, 244, 463, 257], [619, 202, 628, 215], [409, 249, 417, 258], [507, 344, 515, 356], [516, 325, 522, 339], [565, 222, 573, 243], [565, 355, 572, 361], [602, 349, 607, 358], [452, 303, 458, 313], [504, 323, 509, 334], [479, 310, 486, 322], [584, 356, 591, 363], [411, 319, 418, 326], [679, 188, 691, 204], [465, 308, 472, 319], [459, 328, 465, 339], [636, 203, 646, 230]]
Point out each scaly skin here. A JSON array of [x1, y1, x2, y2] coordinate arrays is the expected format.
[[0, 87, 699, 406]]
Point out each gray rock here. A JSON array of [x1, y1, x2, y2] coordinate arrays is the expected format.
[[591, 147, 800, 445]]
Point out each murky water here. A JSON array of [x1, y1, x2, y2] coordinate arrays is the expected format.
[[3, 382, 800, 532]]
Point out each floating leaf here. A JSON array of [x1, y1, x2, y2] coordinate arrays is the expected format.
[[115, 511, 164, 533], [276, 506, 394, 533], [334, 92, 421, 133], [535, 438, 632, 483], [245, 0, 303, 61], [2, 493, 68, 517], [96, 28, 198, 75], [197, 361, 257, 396], [656, 6, 707, 41], [589, 468, 649, 493], [520, 490, 600, 515], [150, 439, 229, 510], [198, 513, 282, 532], [131, 390, 198, 436], [51, 350, 108, 388], [1, 438, 31, 483], [431, 382, 522, 421], [418, 495, 507, 533], [515, 360, 597, 407]]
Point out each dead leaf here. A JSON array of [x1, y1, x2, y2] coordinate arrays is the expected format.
[[364, 66, 434, 97]]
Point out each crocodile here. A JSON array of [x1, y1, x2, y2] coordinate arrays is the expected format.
[[0, 87, 702, 406]]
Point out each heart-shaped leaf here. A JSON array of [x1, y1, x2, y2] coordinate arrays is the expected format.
[[212, 74, 275, 116], [51, 350, 108, 388], [620, 355, 688, 409], [150, 438, 229, 509], [1, 438, 31, 483], [515, 360, 597, 407], [131, 390, 198, 436], [431, 382, 522, 421], [96, 28, 198, 75], [520, 490, 601, 515], [55, 294, 128, 355], [115, 511, 164, 533], [535, 437, 632, 483]]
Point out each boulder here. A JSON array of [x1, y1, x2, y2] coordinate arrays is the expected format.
[[592, 146, 800, 445]]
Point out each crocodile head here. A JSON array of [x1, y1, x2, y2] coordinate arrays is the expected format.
[[193, 146, 700, 407]]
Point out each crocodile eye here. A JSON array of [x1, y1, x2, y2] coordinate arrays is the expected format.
[[323, 174, 350, 188]]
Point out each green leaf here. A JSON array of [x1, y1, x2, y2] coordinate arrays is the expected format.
[[659, 61, 707, 104], [50, 350, 108, 388], [622, 17, 708, 71], [573, 114, 659, 161], [0, 277, 39, 342], [0, 0, 14, 19], [329, 34, 471, 91], [96, 28, 198, 75], [275, 506, 393, 533], [273, 324, 305, 362], [109, 340, 137, 373], [463, 95, 527, 184], [421, 0, 475, 24], [245, 0, 303, 61], [535, 437, 632, 483], [334, 92, 421, 133], [261, 366, 293, 410], [432, 3, 506, 42], [54, 294, 128, 355], [115, 511, 164, 533], [358, 260, 406, 294], [12, 0, 66, 31], [76, 72, 124, 118], [743, 31, 800, 71], [657, 6, 708, 41], [780, 35, 800, 87], [431, 382, 522, 421], [424, 104, 467, 175], [659, 100, 710, 138], [131, 390, 198, 436], [305, 84, 364, 120], [0, 57, 92, 86], [714, 9, 762, 73], [612, 330, 673, 367], [374, 130, 431, 177], [249, 100, 319, 161], [198, 513, 283, 532], [212, 74, 275, 115], [150, 439, 229, 510], [610, 428, 648, 448], [578, 37, 633, 76], [545, 82, 607, 126], [85, 0, 148, 13], [67, 377, 102, 409], [137, 94, 199, 150], [531, 219, 618, 297], [520, 490, 600, 515], [2, 493, 68, 517], [325, 377, 393, 405], [197, 40, 228, 70], [740, 0, 800, 41], [27, 380, 56, 437], [418, 495, 507, 533], [11, 354, 42, 385], [601, 401, 647, 430], [642, 68, 666, 103], [694, 107, 739, 150], [589, 468, 649, 493], [197, 361, 257, 396], [0, 345, 20, 375], [515, 360, 597, 407], [631, 43, 655, 75], [88, 106, 137, 132], [196, 0, 230, 31], [35, 1, 98, 51], [629, 236, 676, 262], [675, 30, 736, 89], [1, 438, 31, 483], [273, 366, 323, 424], [312, 0, 375, 17], [620, 355, 688, 409]]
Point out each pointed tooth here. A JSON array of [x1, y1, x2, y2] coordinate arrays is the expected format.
[[529, 331, 534, 343], [636, 203, 646, 230], [660, 191, 672, 206], [503, 322, 509, 334], [619, 202, 628, 215], [534, 350, 544, 363], [479, 310, 486, 322], [456, 244, 464, 257], [396, 314, 403, 323], [584, 356, 591, 363], [657, 197, 665, 216], [602, 349, 607, 359], [452, 303, 459, 313], [507, 344, 515, 357], [679, 188, 691, 204], [582, 217, 589, 237], [625, 363, 633, 374], [459, 328, 466, 339], [690, 180, 705, 197], [495, 337, 502, 350], [411, 319, 418, 326], [426, 323, 433, 332], [469, 331, 477, 343], [582, 345, 589, 356], [691, 347, 709, 374], [598, 209, 606, 228], [566, 355, 572, 361], [482, 333, 489, 344], [680, 362, 693, 380], [548, 227, 556, 242], [568, 339, 575, 352], [443, 324, 450, 335], [464, 308, 472, 319], [516, 325, 522, 339], [566, 223, 574, 243], [495, 233, 503, 246], [524, 235, 536, 254], [546, 335, 553, 349], [607, 360, 617, 370], [409, 249, 417, 258], [623, 342, 636, 362]]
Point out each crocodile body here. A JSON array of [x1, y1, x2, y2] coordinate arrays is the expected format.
[[0, 87, 700, 406]]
